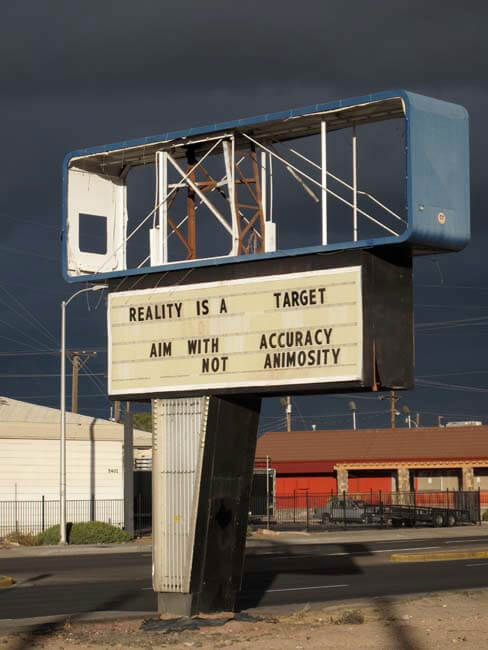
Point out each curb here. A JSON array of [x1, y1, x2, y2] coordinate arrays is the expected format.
[[0, 575, 14, 588], [391, 549, 488, 563]]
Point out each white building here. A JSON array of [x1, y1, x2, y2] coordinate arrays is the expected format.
[[0, 397, 151, 534]]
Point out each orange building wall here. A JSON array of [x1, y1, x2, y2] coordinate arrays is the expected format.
[[348, 471, 394, 494], [276, 474, 337, 495]]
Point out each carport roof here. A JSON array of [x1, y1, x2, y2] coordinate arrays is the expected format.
[[256, 427, 488, 465]]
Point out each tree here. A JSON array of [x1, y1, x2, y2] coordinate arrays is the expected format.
[[133, 411, 152, 432]]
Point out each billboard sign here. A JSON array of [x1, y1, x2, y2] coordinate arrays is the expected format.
[[108, 266, 363, 397]]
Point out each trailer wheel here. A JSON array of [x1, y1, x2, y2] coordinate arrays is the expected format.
[[433, 512, 445, 527], [447, 513, 457, 527]]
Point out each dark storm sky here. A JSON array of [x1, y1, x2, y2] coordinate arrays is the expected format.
[[1, 0, 487, 429]]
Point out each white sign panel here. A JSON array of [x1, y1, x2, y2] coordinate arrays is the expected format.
[[108, 267, 363, 395]]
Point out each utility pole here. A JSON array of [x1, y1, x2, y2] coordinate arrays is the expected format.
[[389, 391, 399, 429], [114, 400, 121, 422], [68, 350, 97, 414], [379, 390, 400, 429]]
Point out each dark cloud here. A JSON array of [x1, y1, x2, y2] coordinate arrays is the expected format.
[[0, 1, 487, 423], [1, 1, 487, 94]]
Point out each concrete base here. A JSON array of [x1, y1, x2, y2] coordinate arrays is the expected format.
[[157, 592, 197, 617]]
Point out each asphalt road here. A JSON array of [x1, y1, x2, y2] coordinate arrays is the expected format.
[[1, 533, 488, 620]]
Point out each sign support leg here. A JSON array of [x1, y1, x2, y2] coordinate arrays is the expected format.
[[152, 394, 261, 616]]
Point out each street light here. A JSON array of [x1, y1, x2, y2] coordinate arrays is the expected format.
[[348, 400, 357, 430], [60, 284, 108, 544], [402, 404, 412, 429]]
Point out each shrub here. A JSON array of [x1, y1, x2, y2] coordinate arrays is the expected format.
[[36, 521, 131, 545], [69, 521, 131, 544], [36, 524, 64, 545], [4, 532, 41, 546], [482, 510, 488, 522]]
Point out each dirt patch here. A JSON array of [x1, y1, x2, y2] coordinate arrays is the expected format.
[[2, 590, 488, 649]]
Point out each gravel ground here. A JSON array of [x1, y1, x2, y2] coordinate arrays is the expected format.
[[2, 589, 488, 649]]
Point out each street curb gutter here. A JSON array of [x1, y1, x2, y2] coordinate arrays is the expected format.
[[391, 549, 488, 563], [0, 576, 14, 588]]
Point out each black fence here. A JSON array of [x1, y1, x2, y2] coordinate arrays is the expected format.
[[0, 495, 151, 537], [1, 490, 482, 538], [248, 490, 482, 530]]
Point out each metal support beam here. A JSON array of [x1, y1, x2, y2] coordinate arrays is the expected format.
[[167, 152, 233, 237], [242, 133, 398, 237], [352, 125, 358, 242], [158, 151, 168, 264], [186, 152, 197, 259], [321, 119, 327, 245], [260, 151, 267, 221], [223, 139, 239, 256]]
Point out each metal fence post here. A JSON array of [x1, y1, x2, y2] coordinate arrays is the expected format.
[[479, 486, 482, 525], [41, 496, 45, 532], [90, 494, 95, 522], [293, 490, 296, 524], [266, 456, 271, 530], [343, 489, 347, 530], [306, 491, 309, 531]]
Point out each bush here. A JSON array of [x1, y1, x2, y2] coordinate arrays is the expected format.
[[37, 521, 131, 545], [4, 531, 41, 546], [482, 510, 488, 522], [36, 524, 64, 545], [69, 521, 131, 544]]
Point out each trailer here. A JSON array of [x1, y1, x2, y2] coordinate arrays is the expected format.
[[384, 504, 472, 528], [314, 496, 476, 527]]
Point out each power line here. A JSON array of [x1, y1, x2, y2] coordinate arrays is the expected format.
[[416, 303, 488, 309], [417, 283, 488, 291], [419, 369, 488, 378], [6, 392, 108, 399], [0, 243, 58, 262], [0, 372, 105, 378], [416, 379, 488, 394], [0, 285, 58, 347], [0, 315, 54, 351], [416, 316, 488, 330], [0, 211, 58, 231]]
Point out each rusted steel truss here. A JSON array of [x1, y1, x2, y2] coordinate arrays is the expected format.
[[234, 148, 265, 255], [161, 140, 265, 261]]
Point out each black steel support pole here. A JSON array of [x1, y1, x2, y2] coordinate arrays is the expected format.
[[123, 406, 134, 538]]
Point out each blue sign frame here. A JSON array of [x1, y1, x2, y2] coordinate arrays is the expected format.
[[62, 90, 470, 283]]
